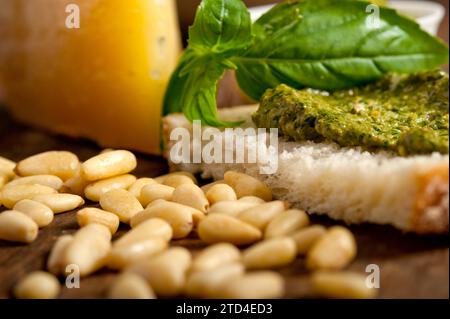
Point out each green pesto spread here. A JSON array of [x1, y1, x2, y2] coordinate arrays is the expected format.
[[253, 70, 449, 156]]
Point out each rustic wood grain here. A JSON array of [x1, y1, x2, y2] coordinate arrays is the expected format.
[[0, 107, 448, 299]]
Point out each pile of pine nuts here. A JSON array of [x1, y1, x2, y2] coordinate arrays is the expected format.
[[0, 151, 377, 299]]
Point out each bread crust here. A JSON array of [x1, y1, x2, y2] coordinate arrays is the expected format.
[[413, 165, 449, 234]]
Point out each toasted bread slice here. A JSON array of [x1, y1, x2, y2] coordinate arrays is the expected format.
[[162, 105, 449, 234]]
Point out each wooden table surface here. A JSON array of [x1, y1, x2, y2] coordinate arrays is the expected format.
[[0, 107, 448, 299]]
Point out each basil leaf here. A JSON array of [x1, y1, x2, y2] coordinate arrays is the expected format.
[[163, 49, 195, 116], [163, 50, 243, 127], [163, 0, 252, 126], [189, 0, 253, 55], [234, 0, 449, 100]]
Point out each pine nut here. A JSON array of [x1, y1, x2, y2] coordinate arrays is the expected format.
[[208, 200, 260, 217], [14, 199, 54, 228], [0, 156, 16, 178], [127, 247, 191, 297], [238, 196, 266, 204], [145, 198, 165, 208], [162, 174, 195, 188], [63, 223, 111, 277], [139, 191, 205, 222], [84, 174, 137, 202], [307, 226, 357, 270], [32, 194, 84, 214], [144, 199, 205, 226], [77, 208, 120, 234], [63, 171, 89, 197], [172, 184, 209, 212], [108, 273, 156, 299], [238, 201, 288, 230], [292, 225, 327, 255], [108, 237, 168, 269], [14, 271, 60, 299], [47, 235, 74, 275], [115, 218, 173, 247], [200, 180, 225, 193], [99, 189, 143, 224], [100, 148, 115, 154], [128, 177, 158, 201], [198, 214, 262, 246], [81, 150, 137, 181], [242, 237, 297, 270], [191, 243, 241, 273], [191, 208, 206, 226], [265, 209, 310, 239], [4, 175, 63, 191], [311, 271, 377, 299], [155, 172, 197, 185], [0, 210, 38, 243], [185, 263, 244, 298], [130, 200, 195, 239], [15, 151, 80, 181], [221, 271, 284, 299], [0, 174, 8, 189], [0, 184, 57, 209], [140, 184, 174, 206], [224, 171, 272, 201], [205, 184, 237, 205]]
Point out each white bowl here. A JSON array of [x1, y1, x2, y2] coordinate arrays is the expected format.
[[249, 0, 445, 36]]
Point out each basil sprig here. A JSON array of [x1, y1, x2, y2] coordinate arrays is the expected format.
[[163, 0, 252, 127], [163, 0, 449, 126]]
